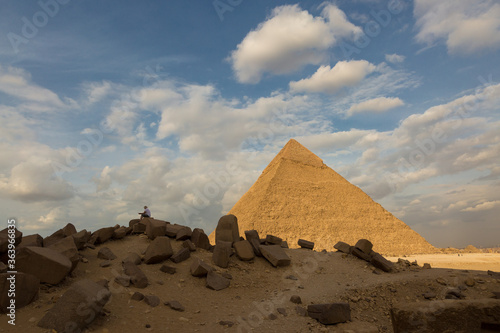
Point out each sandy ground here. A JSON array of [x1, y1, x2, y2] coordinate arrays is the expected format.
[[386, 253, 500, 272], [1, 234, 499, 333]]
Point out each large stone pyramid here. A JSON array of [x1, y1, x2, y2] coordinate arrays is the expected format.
[[211, 139, 436, 255]]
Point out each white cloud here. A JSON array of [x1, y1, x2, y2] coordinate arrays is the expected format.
[[229, 4, 361, 83], [347, 97, 404, 116], [462, 200, 500, 212], [385, 53, 405, 63], [0, 65, 65, 109], [289, 60, 376, 94], [414, 0, 500, 54], [84, 81, 112, 105]]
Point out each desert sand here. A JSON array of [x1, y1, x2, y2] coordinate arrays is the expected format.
[[387, 253, 500, 272], [1, 233, 499, 333]]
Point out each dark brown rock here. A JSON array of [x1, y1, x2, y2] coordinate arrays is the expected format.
[[122, 253, 142, 265], [190, 258, 213, 277], [144, 295, 160, 307], [259, 245, 291, 267], [0, 272, 39, 313], [265, 234, 282, 245], [122, 261, 148, 288], [391, 299, 500, 333], [212, 241, 232, 268], [160, 264, 176, 274], [47, 236, 80, 273], [0, 262, 6, 274], [191, 228, 211, 250], [97, 247, 117, 260], [206, 271, 230, 291], [355, 239, 373, 255], [129, 219, 141, 228], [16, 246, 72, 285], [488, 270, 500, 279], [244, 230, 262, 256], [298, 239, 314, 250], [143, 236, 173, 264], [215, 214, 239, 245], [114, 275, 130, 287], [99, 261, 111, 268], [112, 227, 128, 239], [281, 241, 289, 248], [233, 240, 255, 261], [37, 279, 111, 332], [131, 291, 144, 301], [370, 252, 394, 272], [290, 295, 302, 304], [165, 224, 184, 238], [175, 227, 192, 241], [351, 247, 371, 262], [71, 229, 90, 250], [170, 247, 190, 263], [307, 303, 351, 325], [18, 234, 43, 248], [132, 221, 147, 234], [145, 218, 167, 240], [0, 227, 23, 253], [182, 239, 196, 252], [90, 227, 115, 245], [333, 242, 351, 254], [165, 300, 185, 312], [277, 308, 287, 316], [296, 306, 307, 316]]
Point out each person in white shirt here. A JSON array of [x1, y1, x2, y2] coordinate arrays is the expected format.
[[139, 206, 151, 219]]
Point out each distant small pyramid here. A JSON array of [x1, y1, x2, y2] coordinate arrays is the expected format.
[[210, 139, 436, 255]]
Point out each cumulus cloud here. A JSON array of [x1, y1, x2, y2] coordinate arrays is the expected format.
[[414, 0, 500, 54], [84, 80, 113, 105], [385, 53, 405, 63], [462, 200, 500, 212], [229, 4, 361, 83], [289, 60, 376, 94], [347, 97, 404, 116]]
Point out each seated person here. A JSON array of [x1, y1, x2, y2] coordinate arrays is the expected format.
[[139, 206, 151, 220]]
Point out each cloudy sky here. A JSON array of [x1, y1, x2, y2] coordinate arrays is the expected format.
[[1, 0, 499, 248]]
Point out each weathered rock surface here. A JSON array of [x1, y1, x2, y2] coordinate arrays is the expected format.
[[122, 253, 141, 265], [42, 223, 76, 248], [370, 252, 394, 272], [191, 228, 211, 250], [206, 271, 230, 291], [0, 272, 39, 313], [259, 245, 291, 267], [16, 246, 72, 285], [143, 236, 173, 264], [170, 247, 191, 263], [244, 230, 262, 256], [37, 279, 111, 332], [175, 227, 192, 241], [307, 303, 351, 325], [190, 258, 213, 277], [212, 241, 232, 268], [18, 234, 43, 248], [71, 229, 91, 250], [233, 240, 255, 261], [47, 236, 80, 272], [334, 241, 351, 254], [265, 234, 282, 245], [145, 218, 167, 240], [90, 227, 115, 245], [215, 214, 239, 245], [97, 247, 117, 260], [298, 239, 314, 250], [355, 239, 373, 255], [122, 261, 148, 288]]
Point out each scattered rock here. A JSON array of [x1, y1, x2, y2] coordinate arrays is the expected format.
[[37, 279, 111, 332], [233, 240, 255, 261], [244, 230, 262, 257], [47, 236, 80, 273], [112, 227, 128, 239], [422, 263, 431, 269], [90, 227, 116, 245], [206, 271, 230, 291], [307, 303, 351, 325], [160, 264, 177, 274], [190, 258, 213, 277], [165, 300, 185, 312], [144, 295, 161, 307], [170, 247, 191, 263], [190, 228, 211, 250], [277, 308, 287, 316], [165, 224, 184, 238], [436, 277, 448, 286], [98, 247, 117, 261], [182, 239, 196, 252], [286, 275, 298, 280], [132, 222, 147, 234], [122, 261, 148, 288], [213, 241, 232, 268], [114, 275, 131, 287], [370, 252, 394, 273], [355, 239, 373, 255], [0, 272, 39, 313], [143, 236, 173, 264], [176, 227, 192, 241], [390, 299, 500, 332], [265, 234, 282, 245], [290, 295, 302, 304], [298, 239, 314, 250], [215, 214, 240, 245], [259, 245, 291, 267], [465, 277, 476, 287], [41, 223, 75, 247], [219, 320, 234, 327], [16, 246, 72, 285], [123, 253, 142, 265], [99, 261, 112, 268], [71, 230, 91, 250], [145, 218, 167, 240], [422, 292, 436, 300], [131, 292, 144, 301], [351, 247, 371, 262]]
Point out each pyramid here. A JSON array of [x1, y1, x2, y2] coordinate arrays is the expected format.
[[210, 139, 436, 255]]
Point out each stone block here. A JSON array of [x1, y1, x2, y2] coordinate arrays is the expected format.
[[182, 239, 196, 252], [97, 247, 117, 261], [307, 303, 351, 325], [191, 228, 211, 250], [206, 271, 230, 291], [212, 241, 232, 268], [233, 240, 255, 261], [170, 247, 190, 263], [16, 246, 72, 285], [190, 258, 213, 277], [145, 218, 167, 240], [351, 247, 371, 262], [259, 245, 291, 267], [71, 230, 90, 250], [18, 234, 43, 248], [122, 261, 148, 288], [333, 241, 351, 254], [265, 234, 282, 245], [175, 227, 192, 241], [143, 236, 173, 264], [355, 239, 373, 255], [47, 236, 80, 273], [215, 214, 239, 245], [298, 239, 314, 250], [370, 252, 394, 272]]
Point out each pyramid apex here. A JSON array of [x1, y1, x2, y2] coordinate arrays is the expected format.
[[269, 138, 325, 169]]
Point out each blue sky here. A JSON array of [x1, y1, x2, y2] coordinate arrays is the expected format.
[[1, 0, 499, 248]]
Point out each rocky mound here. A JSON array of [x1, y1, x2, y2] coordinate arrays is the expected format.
[[210, 139, 436, 256]]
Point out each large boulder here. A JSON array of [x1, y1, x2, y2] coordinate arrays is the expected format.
[[0, 227, 22, 253], [132, 221, 147, 234], [191, 228, 211, 250], [0, 272, 39, 313], [233, 240, 255, 261], [89, 227, 115, 245], [175, 227, 192, 241], [17, 234, 43, 248], [47, 236, 80, 273], [16, 246, 72, 285], [71, 229, 91, 250], [143, 236, 173, 264], [145, 218, 167, 240], [37, 279, 111, 332], [391, 299, 500, 333], [165, 224, 184, 238], [215, 214, 239, 245], [259, 245, 291, 267], [43, 223, 76, 247], [112, 227, 128, 239], [212, 241, 232, 268]]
